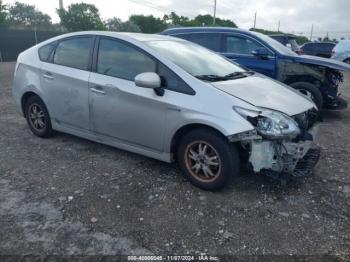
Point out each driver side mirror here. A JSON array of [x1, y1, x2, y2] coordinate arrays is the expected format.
[[252, 47, 270, 60], [135, 72, 161, 89], [135, 72, 164, 96]]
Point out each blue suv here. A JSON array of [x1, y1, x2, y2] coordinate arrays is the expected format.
[[161, 27, 350, 110]]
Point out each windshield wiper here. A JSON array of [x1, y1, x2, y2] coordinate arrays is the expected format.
[[195, 74, 226, 82], [224, 71, 255, 78], [195, 71, 255, 82]]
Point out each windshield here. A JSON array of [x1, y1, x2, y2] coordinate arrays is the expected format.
[[252, 32, 298, 56], [145, 40, 246, 79]]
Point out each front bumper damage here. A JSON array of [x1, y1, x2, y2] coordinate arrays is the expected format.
[[241, 124, 320, 179]]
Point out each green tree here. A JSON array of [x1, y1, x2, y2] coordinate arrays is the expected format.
[[193, 14, 237, 27], [129, 15, 166, 33], [163, 12, 190, 26], [0, 0, 7, 26], [162, 12, 237, 28], [57, 3, 105, 32], [7, 2, 52, 29], [106, 17, 141, 32]]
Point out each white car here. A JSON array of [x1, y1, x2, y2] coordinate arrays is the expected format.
[[13, 31, 320, 190], [332, 39, 350, 64]]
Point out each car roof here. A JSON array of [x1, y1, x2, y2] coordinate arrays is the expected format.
[[162, 27, 254, 35], [269, 34, 296, 39], [303, 42, 335, 45], [47, 31, 181, 43]]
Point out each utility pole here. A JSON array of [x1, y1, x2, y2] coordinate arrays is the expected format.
[[253, 12, 257, 30], [277, 20, 280, 32], [59, 0, 63, 10], [310, 24, 314, 41], [213, 0, 217, 25]]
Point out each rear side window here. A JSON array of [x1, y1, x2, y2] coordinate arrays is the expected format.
[[225, 35, 262, 54], [158, 63, 194, 95], [189, 33, 222, 52], [97, 38, 156, 81], [38, 42, 56, 62], [53, 37, 93, 70]]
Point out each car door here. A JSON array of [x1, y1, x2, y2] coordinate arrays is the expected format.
[[88, 37, 168, 151], [41, 36, 93, 131], [222, 34, 276, 78]]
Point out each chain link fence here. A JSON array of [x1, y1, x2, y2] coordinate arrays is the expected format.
[[0, 28, 62, 62]]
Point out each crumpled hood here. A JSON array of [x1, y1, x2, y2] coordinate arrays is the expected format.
[[292, 55, 350, 72], [211, 74, 316, 116]]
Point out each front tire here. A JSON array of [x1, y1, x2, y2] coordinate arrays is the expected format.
[[24, 96, 54, 138], [290, 82, 324, 110], [177, 128, 239, 191]]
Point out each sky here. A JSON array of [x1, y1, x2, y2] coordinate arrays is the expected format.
[[3, 0, 350, 39]]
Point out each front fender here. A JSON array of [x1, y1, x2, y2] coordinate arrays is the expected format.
[[163, 110, 254, 153]]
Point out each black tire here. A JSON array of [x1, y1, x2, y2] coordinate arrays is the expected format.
[[24, 95, 54, 138], [344, 58, 350, 65], [177, 128, 239, 191], [289, 81, 324, 109]]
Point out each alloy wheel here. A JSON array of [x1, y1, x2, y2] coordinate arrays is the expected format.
[[28, 104, 46, 131], [184, 140, 221, 182]]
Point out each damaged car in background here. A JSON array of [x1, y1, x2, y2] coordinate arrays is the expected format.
[[13, 32, 320, 191], [161, 27, 350, 110]]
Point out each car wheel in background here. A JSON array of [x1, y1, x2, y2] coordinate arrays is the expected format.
[[344, 58, 350, 64], [177, 128, 239, 191], [24, 96, 54, 138], [290, 82, 324, 110]]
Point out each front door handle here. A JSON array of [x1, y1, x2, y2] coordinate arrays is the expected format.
[[43, 72, 54, 80], [90, 86, 106, 95]]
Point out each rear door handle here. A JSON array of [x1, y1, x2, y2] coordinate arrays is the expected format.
[[90, 86, 106, 95], [43, 72, 54, 80]]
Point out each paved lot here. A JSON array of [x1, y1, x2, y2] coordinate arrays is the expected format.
[[0, 62, 350, 259]]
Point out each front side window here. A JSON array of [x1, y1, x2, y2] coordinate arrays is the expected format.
[[158, 63, 194, 95], [53, 37, 93, 70], [225, 35, 262, 55], [39, 41, 56, 62], [97, 38, 156, 80], [189, 33, 222, 52]]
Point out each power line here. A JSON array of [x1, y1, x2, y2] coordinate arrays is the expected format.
[[127, 0, 168, 13]]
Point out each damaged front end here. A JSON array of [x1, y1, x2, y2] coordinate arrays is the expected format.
[[230, 107, 321, 180], [278, 59, 348, 110]]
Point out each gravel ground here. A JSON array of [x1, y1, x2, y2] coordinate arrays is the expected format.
[[0, 62, 350, 260]]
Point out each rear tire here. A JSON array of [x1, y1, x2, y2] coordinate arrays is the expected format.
[[177, 128, 239, 191], [290, 82, 324, 110], [24, 96, 54, 138]]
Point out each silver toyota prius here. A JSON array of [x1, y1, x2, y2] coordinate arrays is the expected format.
[[13, 31, 320, 190]]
